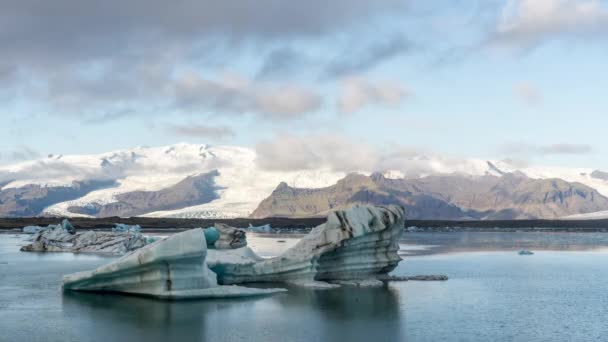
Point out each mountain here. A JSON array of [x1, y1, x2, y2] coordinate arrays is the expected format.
[[0, 143, 344, 218], [66, 171, 220, 217], [0, 180, 116, 217], [2, 143, 608, 219], [251, 172, 608, 219]]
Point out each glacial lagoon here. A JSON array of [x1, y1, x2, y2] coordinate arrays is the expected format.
[[2, 232, 608, 341]]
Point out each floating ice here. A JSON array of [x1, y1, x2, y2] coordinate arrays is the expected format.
[[247, 223, 272, 233], [22, 226, 45, 234], [62, 228, 286, 299], [213, 223, 247, 249], [112, 223, 141, 233], [207, 205, 405, 288], [20, 220, 146, 255]]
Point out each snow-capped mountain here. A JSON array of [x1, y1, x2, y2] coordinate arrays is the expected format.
[[2, 142, 608, 219], [0, 143, 345, 218]]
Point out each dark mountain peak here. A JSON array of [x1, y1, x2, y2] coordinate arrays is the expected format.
[[370, 172, 387, 182], [274, 181, 292, 192], [336, 173, 375, 189]]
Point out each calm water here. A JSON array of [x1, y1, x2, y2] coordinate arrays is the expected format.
[[2, 232, 608, 342]]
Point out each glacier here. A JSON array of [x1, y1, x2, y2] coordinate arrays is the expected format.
[[62, 228, 286, 299]]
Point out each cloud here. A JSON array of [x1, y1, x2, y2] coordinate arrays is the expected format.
[[488, 0, 608, 50], [514, 82, 543, 105], [173, 72, 322, 120], [500, 142, 593, 156], [257, 34, 412, 80], [1, 0, 407, 63], [1, 0, 409, 122], [256, 47, 310, 79], [255, 134, 380, 172], [255, 134, 434, 174], [337, 77, 409, 113], [539, 143, 593, 155], [168, 124, 235, 140], [325, 34, 412, 77], [0, 146, 41, 165]]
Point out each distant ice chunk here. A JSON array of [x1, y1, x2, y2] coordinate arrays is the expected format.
[[112, 223, 141, 233], [20, 221, 146, 255], [247, 223, 272, 233], [22, 226, 45, 234]]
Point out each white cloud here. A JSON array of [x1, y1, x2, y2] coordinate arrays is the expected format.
[[500, 142, 593, 156], [491, 0, 608, 49], [514, 82, 543, 105], [255, 134, 380, 172], [337, 77, 409, 113]]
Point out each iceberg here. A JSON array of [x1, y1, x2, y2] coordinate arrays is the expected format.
[[207, 205, 405, 288], [22, 225, 45, 234], [112, 223, 141, 233], [213, 223, 247, 249], [247, 223, 272, 233], [62, 228, 286, 299], [203, 227, 220, 246], [20, 220, 146, 255]]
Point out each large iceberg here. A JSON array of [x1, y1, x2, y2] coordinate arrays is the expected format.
[[207, 205, 405, 288], [20, 220, 146, 255], [62, 228, 286, 299]]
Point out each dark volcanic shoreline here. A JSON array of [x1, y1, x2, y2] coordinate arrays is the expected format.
[[3, 217, 608, 232], [0, 216, 326, 232]]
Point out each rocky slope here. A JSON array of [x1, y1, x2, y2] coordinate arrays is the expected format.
[[251, 172, 608, 219], [0, 180, 116, 217], [66, 171, 220, 217]]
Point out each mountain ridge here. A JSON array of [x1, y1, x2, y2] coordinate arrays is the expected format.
[[2, 143, 608, 219]]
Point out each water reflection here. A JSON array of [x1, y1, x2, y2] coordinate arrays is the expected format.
[[402, 232, 608, 255], [62, 285, 403, 342]]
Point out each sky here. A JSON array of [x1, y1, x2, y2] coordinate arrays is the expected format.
[[1, 0, 608, 171]]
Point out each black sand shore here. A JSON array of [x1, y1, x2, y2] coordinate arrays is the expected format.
[[0, 216, 325, 232], [2, 217, 608, 232]]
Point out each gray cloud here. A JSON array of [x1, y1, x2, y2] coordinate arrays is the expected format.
[[540, 143, 593, 155], [257, 34, 412, 80], [337, 77, 409, 113], [1, 0, 409, 122], [169, 124, 235, 140], [256, 47, 310, 79], [500, 142, 593, 157], [0, 146, 41, 165], [487, 0, 608, 50], [1, 0, 408, 68], [325, 34, 412, 77], [173, 72, 322, 119]]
